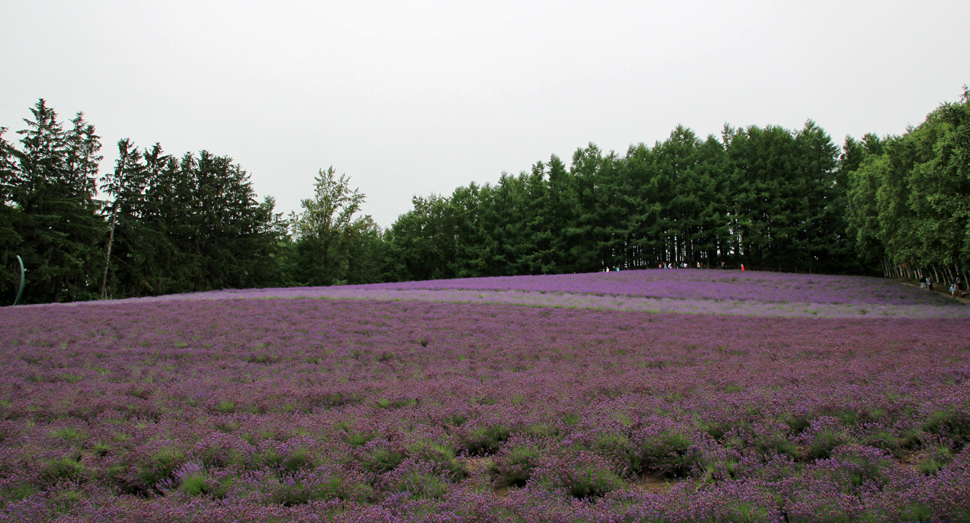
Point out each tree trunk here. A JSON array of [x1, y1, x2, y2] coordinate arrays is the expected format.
[[100, 205, 118, 300]]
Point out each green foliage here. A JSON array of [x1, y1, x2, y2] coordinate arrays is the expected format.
[[532, 452, 624, 500], [357, 443, 405, 474], [461, 424, 511, 456], [632, 431, 699, 478], [385, 464, 450, 499], [135, 446, 185, 491], [565, 466, 623, 500], [262, 446, 315, 474], [378, 88, 968, 280], [178, 473, 233, 499], [8, 90, 970, 297], [284, 166, 383, 286], [830, 446, 894, 489], [116, 149, 283, 295], [383, 192, 458, 281], [847, 87, 970, 277], [1, 101, 104, 304], [247, 354, 279, 365], [40, 456, 85, 485], [922, 409, 970, 441], [343, 431, 374, 447], [916, 446, 953, 475], [267, 473, 370, 506], [50, 427, 85, 441], [720, 501, 774, 523], [385, 120, 857, 279], [807, 430, 849, 460], [493, 441, 543, 487], [1, 101, 284, 305], [407, 439, 465, 479]]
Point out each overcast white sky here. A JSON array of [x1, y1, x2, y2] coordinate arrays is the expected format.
[[2, 1, 967, 228]]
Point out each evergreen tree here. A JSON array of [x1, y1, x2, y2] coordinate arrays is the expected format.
[[99, 139, 150, 297], [623, 143, 663, 267], [657, 127, 705, 267], [6, 100, 105, 303], [725, 125, 803, 270], [100, 144, 282, 296], [518, 168, 551, 274], [793, 120, 842, 273], [544, 155, 576, 272], [693, 134, 731, 267], [568, 144, 602, 272], [447, 182, 487, 278], [0, 128, 23, 304]]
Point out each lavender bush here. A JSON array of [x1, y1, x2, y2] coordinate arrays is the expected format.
[[1, 272, 969, 521], [165, 269, 970, 319], [347, 269, 953, 305]]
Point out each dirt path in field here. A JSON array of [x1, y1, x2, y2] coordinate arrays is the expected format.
[[895, 277, 970, 305]]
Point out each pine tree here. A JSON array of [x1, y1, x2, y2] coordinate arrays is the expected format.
[[7, 100, 105, 303], [0, 128, 23, 304]]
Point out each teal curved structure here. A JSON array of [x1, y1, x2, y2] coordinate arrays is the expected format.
[[14, 255, 24, 306]]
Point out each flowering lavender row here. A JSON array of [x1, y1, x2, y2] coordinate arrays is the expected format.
[[1, 297, 969, 521], [140, 269, 962, 318], [352, 269, 957, 306], [122, 268, 970, 319], [166, 286, 970, 319]]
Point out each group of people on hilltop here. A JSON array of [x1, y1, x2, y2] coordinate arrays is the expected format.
[[656, 262, 695, 269], [602, 261, 755, 272], [648, 261, 743, 270], [920, 274, 966, 298], [951, 275, 965, 298], [603, 262, 744, 272]]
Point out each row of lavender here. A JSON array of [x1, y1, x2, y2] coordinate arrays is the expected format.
[[1, 297, 969, 521], [356, 269, 954, 305], [184, 286, 970, 319], [167, 270, 970, 319], [193, 269, 959, 310]]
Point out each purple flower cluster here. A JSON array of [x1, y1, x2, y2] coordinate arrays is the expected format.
[[156, 269, 969, 319], [1, 293, 969, 521], [360, 269, 950, 305]]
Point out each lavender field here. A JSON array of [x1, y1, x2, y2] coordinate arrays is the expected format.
[[1, 271, 970, 521], [172, 269, 969, 319]]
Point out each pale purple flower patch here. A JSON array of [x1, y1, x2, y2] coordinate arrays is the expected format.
[[124, 269, 967, 319]]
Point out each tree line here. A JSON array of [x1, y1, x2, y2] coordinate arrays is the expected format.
[[2, 90, 968, 305], [383, 121, 853, 280], [0, 100, 284, 305], [846, 87, 970, 287], [382, 88, 970, 287]]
